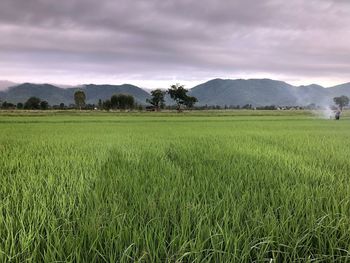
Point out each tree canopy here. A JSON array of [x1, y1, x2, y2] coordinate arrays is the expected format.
[[146, 89, 166, 111], [74, 90, 86, 110], [333, 95, 349, 110], [168, 84, 197, 111], [111, 94, 135, 110], [184, 96, 198, 109], [24, 97, 41, 110], [40, 101, 49, 110]]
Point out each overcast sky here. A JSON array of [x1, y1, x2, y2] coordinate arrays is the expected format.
[[0, 0, 350, 89]]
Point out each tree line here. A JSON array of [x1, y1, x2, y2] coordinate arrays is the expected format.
[[74, 83, 198, 112], [1, 86, 349, 111], [1, 97, 50, 110]]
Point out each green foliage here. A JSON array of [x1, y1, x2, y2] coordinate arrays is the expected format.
[[146, 89, 166, 110], [1, 113, 350, 261], [40, 100, 49, 110], [16, 102, 24, 109], [184, 96, 198, 109], [1, 101, 16, 109], [168, 84, 198, 111], [110, 94, 135, 110], [168, 84, 188, 110], [334, 95, 349, 110], [102, 99, 112, 110], [74, 90, 86, 110], [24, 96, 41, 109]]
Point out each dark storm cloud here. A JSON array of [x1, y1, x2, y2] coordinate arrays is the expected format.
[[0, 0, 349, 85]]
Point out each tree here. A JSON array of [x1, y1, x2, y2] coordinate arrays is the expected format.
[[40, 101, 49, 110], [146, 89, 166, 111], [98, 99, 102, 109], [125, 95, 135, 109], [1, 101, 15, 109], [333, 95, 349, 110], [17, 102, 24, 109], [74, 90, 86, 110], [111, 94, 135, 110], [102, 99, 112, 111], [110, 95, 118, 109], [184, 96, 198, 109], [168, 84, 189, 111], [24, 97, 41, 110], [168, 84, 198, 111], [59, 103, 65, 110]]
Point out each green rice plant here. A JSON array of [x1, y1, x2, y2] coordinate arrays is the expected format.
[[0, 111, 349, 262]]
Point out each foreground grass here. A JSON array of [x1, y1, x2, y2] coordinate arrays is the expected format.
[[1, 111, 350, 262]]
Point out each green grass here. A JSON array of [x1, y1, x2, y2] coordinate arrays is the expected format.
[[1, 111, 350, 262]]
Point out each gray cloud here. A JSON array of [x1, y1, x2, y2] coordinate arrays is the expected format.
[[0, 0, 349, 86]]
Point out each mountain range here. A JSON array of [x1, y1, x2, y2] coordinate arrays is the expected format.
[[0, 83, 150, 106], [189, 79, 350, 106], [1, 79, 350, 106]]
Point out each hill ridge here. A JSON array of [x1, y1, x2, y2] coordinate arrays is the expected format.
[[1, 79, 350, 106]]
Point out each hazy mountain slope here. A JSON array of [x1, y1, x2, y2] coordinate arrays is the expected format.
[[189, 79, 298, 106], [1, 83, 150, 105], [0, 80, 17, 91], [77, 84, 150, 104], [291, 84, 330, 105], [189, 79, 350, 106], [3, 83, 67, 104], [328, 83, 350, 98], [0, 91, 5, 100]]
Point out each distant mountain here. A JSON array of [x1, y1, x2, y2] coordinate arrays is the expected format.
[[3, 83, 69, 104], [328, 83, 350, 98], [189, 79, 296, 106], [0, 80, 17, 90], [0, 83, 150, 105], [189, 79, 350, 106], [1, 79, 350, 106]]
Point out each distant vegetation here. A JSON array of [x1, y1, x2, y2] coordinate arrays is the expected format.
[[167, 84, 198, 111], [1, 93, 349, 113], [1, 80, 350, 112], [146, 89, 166, 111], [74, 90, 86, 110], [1, 78, 350, 107], [334, 95, 350, 110]]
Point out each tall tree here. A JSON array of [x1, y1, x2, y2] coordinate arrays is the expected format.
[[334, 95, 349, 110], [74, 90, 86, 110], [146, 89, 166, 111], [168, 84, 189, 112], [168, 84, 197, 111], [24, 97, 41, 110]]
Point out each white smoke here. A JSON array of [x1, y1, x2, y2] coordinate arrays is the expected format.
[[313, 105, 334, 119], [287, 85, 337, 119]]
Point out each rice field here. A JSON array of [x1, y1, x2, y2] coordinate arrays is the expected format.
[[1, 111, 350, 262]]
